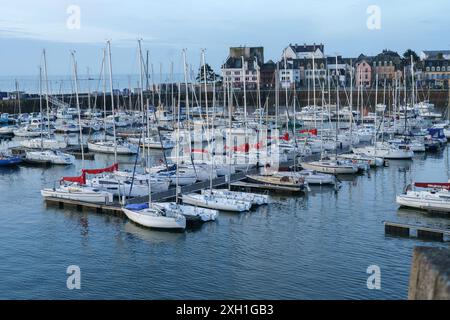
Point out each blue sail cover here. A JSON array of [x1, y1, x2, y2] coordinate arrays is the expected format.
[[427, 128, 445, 139], [125, 203, 149, 211]]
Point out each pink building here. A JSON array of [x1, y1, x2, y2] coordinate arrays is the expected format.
[[355, 58, 372, 88]]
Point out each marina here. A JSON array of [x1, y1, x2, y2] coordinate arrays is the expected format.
[[1, 1, 450, 302]]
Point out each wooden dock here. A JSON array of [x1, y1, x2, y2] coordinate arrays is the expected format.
[[127, 169, 257, 204], [44, 197, 123, 215], [384, 221, 450, 242]]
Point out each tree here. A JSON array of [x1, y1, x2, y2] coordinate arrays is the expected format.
[[196, 63, 220, 83], [403, 49, 419, 63]]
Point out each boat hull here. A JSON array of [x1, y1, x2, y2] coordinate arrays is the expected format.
[[396, 195, 450, 213], [122, 208, 186, 230]]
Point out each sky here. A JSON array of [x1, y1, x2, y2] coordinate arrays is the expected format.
[[0, 0, 449, 79]]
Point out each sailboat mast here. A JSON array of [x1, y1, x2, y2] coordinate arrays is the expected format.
[[102, 49, 108, 136], [241, 56, 248, 147], [312, 55, 316, 128], [39, 66, 43, 151], [202, 49, 213, 191], [71, 51, 85, 168], [106, 41, 118, 163], [43, 49, 51, 137]]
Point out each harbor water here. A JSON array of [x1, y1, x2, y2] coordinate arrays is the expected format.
[[0, 139, 449, 299]]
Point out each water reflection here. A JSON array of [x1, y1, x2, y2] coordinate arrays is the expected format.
[[124, 221, 186, 244]]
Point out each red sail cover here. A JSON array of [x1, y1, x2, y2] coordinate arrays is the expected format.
[[225, 141, 266, 152], [280, 132, 290, 141], [299, 129, 318, 136], [415, 182, 450, 190], [82, 163, 119, 175], [61, 172, 86, 185]]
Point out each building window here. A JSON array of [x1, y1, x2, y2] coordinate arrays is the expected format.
[[437, 67, 441, 72], [235, 71, 240, 75], [431, 67, 435, 71], [426, 67, 430, 71]]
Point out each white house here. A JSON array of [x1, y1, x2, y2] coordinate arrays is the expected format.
[[222, 46, 263, 88], [282, 43, 325, 60]]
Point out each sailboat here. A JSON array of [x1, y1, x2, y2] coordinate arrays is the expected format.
[[182, 193, 252, 212], [121, 40, 187, 230], [25, 59, 75, 166], [153, 202, 218, 222], [396, 183, 450, 213], [287, 169, 336, 185], [88, 140, 138, 154], [41, 51, 114, 203], [201, 189, 269, 206], [122, 203, 186, 230]]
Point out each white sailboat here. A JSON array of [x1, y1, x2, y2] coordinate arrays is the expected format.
[[88, 140, 138, 154], [153, 202, 218, 222], [182, 193, 252, 212], [123, 203, 186, 230], [290, 170, 336, 185], [396, 188, 450, 213], [201, 189, 269, 206], [41, 51, 114, 203], [26, 149, 75, 165], [122, 41, 186, 231], [352, 142, 414, 159], [41, 184, 113, 203], [300, 159, 358, 174], [20, 138, 67, 150]]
